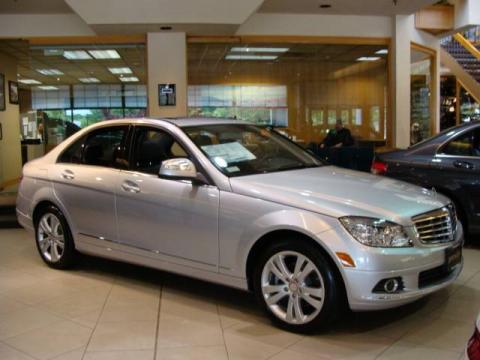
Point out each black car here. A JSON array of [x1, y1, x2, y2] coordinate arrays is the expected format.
[[372, 121, 480, 235]]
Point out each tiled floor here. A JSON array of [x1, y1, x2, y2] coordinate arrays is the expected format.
[[0, 229, 478, 360]]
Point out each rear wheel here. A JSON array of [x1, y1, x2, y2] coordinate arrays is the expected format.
[[253, 238, 342, 333], [35, 205, 76, 269]]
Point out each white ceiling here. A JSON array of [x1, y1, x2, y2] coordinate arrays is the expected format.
[[0, 0, 73, 14], [259, 0, 440, 16]]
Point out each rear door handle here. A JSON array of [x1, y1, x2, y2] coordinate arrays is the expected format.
[[121, 180, 140, 193], [453, 160, 474, 170], [61, 169, 75, 180]]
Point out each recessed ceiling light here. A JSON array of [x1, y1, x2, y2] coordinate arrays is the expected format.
[[88, 50, 121, 59], [319, 4, 332, 8], [108, 67, 132, 74], [44, 49, 64, 56], [357, 56, 381, 61], [63, 50, 92, 60], [18, 79, 42, 84], [36, 69, 64, 76], [230, 47, 289, 53], [225, 55, 278, 61], [37, 86, 59, 90], [119, 76, 139, 82], [375, 49, 389, 55], [79, 77, 100, 83]]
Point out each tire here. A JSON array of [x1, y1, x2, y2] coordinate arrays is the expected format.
[[34, 205, 76, 269], [252, 238, 342, 333]]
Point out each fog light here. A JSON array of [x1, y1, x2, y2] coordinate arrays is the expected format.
[[372, 277, 404, 294], [384, 278, 399, 293]]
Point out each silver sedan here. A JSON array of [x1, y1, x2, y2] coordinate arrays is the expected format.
[[16, 118, 463, 332]]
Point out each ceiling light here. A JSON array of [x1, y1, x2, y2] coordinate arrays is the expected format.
[[18, 79, 42, 84], [36, 69, 64, 76], [44, 49, 64, 56], [357, 57, 381, 61], [88, 50, 121, 59], [375, 49, 389, 55], [108, 67, 132, 74], [63, 50, 92, 60], [79, 77, 100, 83], [225, 55, 278, 61], [37, 86, 59, 90], [230, 47, 289, 53], [119, 76, 139, 82]]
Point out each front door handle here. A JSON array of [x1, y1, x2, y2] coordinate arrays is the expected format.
[[61, 169, 75, 180], [121, 180, 140, 193], [453, 160, 474, 170]]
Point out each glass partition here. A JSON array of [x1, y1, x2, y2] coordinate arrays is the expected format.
[[410, 45, 435, 145], [187, 42, 389, 145], [459, 85, 480, 123]]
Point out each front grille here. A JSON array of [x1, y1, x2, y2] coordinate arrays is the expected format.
[[418, 265, 453, 288], [412, 204, 457, 244]]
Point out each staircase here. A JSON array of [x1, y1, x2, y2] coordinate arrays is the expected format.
[[441, 36, 480, 83]]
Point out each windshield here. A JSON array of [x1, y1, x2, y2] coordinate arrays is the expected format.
[[183, 124, 323, 177]]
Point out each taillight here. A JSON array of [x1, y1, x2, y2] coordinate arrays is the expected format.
[[371, 160, 388, 175], [467, 326, 480, 360]]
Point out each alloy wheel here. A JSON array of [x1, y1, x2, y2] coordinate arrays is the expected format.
[[37, 213, 65, 263], [261, 251, 325, 325]]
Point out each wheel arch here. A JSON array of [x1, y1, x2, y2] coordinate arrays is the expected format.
[[245, 229, 347, 301]]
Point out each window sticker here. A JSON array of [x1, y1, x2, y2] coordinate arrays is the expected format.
[[226, 166, 240, 173], [201, 142, 256, 165]]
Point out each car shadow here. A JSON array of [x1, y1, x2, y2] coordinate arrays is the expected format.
[[74, 253, 449, 335]]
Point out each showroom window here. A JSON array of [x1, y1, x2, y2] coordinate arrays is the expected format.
[[187, 42, 389, 144], [188, 85, 288, 127]]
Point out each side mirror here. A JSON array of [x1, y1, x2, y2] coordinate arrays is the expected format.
[[159, 158, 207, 184]]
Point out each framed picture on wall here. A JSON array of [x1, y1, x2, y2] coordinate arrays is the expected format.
[[0, 74, 5, 111], [158, 84, 176, 106], [8, 81, 18, 105]]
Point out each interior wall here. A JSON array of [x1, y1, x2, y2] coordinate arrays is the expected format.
[[147, 32, 188, 118], [0, 52, 22, 191]]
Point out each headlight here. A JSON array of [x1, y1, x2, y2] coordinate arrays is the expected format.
[[340, 216, 412, 248]]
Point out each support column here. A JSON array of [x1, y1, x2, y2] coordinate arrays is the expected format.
[[392, 15, 412, 149], [0, 52, 22, 192], [147, 32, 188, 118]]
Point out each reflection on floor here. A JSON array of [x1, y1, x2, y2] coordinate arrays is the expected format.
[[0, 229, 478, 360]]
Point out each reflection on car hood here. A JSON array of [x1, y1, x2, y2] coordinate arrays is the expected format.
[[229, 166, 449, 224]]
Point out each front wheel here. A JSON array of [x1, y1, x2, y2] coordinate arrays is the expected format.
[[253, 239, 342, 333], [35, 205, 76, 269]]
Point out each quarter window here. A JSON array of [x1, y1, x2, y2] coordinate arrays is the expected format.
[[132, 127, 188, 175], [58, 135, 86, 164], [441, 128, 480, 157]]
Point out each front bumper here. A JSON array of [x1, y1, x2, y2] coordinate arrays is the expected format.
[[346, 258, 462, 311], [326, 222, 464, 311]]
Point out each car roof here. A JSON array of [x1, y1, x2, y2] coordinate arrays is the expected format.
[[147, 117, 250, 127]]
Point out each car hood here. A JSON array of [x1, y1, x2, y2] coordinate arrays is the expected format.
[[229, 166, 449, 225]]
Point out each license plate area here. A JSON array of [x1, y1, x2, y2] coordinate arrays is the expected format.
[[445, 245, 462, 272]]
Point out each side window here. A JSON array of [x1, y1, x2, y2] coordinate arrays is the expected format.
[[58, 135, 86, 164], [132, 127, 188, 175], [83, 126, 128, 167], [441, 128, 480, 157]]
